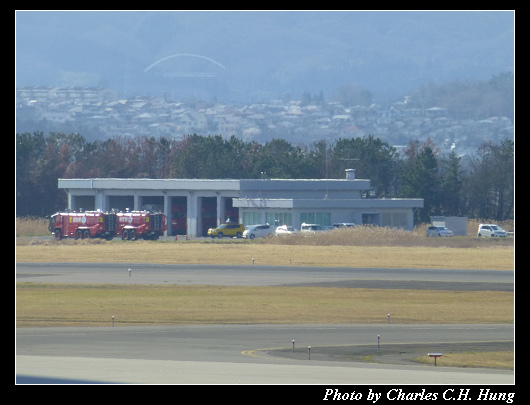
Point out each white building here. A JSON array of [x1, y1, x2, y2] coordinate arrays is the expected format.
[[58, 170, 423, 236]]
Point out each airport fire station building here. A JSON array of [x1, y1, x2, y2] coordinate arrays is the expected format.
[[58, 170, 423, 237]]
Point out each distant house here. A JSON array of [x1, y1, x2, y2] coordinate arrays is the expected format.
[[176, 111, 207, 133], [216, 114, 241, 134], [331, 114, 352, 127], [425, 107, 447, 117], [132, 112, 158, 124]]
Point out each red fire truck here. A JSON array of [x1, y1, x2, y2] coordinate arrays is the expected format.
[[171, 204, 187, 236], [48, 210, 117, 240], [116, 210, 167, 240]]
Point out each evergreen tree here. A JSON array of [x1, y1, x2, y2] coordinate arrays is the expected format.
[[466, 139, 514, 220], [330, 135, 397, 196], [398, 139, 440, 222], [440, 151, 464, 216]]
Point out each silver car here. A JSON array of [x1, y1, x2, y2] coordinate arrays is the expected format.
[[243, 224, 275, 239], [426, 226, 454, 237]]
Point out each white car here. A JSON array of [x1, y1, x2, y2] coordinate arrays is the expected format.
[[300, 223, 324, 233], [426, 226, 454, 237], [275, 225, 297, 235], [477, 224, 506, 237], [243, 224, 275, 239]]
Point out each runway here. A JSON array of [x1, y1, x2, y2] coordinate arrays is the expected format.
[[15, 262, 514, 384], [15, 262, 514, 291]]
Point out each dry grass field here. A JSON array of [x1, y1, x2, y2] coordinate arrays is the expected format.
[[16, 283, 513, 327], [16, 239, 513, 270], [414, 351, 514, 369]]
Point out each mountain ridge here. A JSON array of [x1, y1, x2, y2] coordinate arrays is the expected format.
[[15, 11, 514, 102]]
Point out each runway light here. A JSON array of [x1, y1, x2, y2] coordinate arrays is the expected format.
[[308, 346, 311, 360]]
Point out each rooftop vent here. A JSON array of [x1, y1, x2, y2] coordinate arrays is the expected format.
[[345, 169, 356, 180]]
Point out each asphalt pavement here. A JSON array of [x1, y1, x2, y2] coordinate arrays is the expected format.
[[15, 262, 513, 291]]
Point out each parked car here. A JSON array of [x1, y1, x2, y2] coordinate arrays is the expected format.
[[333, 223, 356, 228], [426, 226, 454, 237], [300, 223, 324, 233], [243, 224, 275, 239], [275, 225, 297, 235], [207, 223, 245, 238], [477, 224, 507, 237]]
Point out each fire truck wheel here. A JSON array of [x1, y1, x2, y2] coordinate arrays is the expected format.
[[54, 230, 61, 240], [84, 230, 90, 239], [130, 230, 137, 240], [122, 230, 129, 240], [76, 230, 83, 240]]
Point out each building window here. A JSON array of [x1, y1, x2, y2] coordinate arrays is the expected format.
[[266, 212, 292, 227], [382, 212, 408, 228], [300, 212, 330, 226], [242, 212, 262, 226], [362, 213, 380, 226]]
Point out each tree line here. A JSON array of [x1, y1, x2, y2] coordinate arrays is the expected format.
[[16, 131, 514, 223]]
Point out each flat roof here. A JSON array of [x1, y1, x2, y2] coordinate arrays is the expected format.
[[58, 178, 241, 191], [58, 177, 371, 192]]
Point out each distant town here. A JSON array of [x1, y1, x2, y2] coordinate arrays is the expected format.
[[16, 86, 514, 157]]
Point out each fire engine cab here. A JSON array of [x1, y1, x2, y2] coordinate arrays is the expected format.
[[116, 210, 167, 240], [48, 210, 117, 240]]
